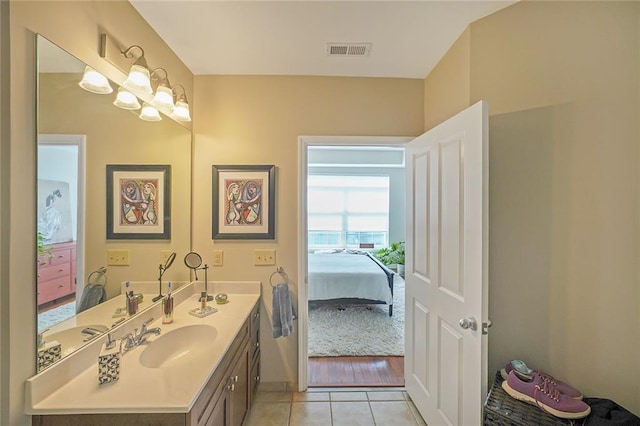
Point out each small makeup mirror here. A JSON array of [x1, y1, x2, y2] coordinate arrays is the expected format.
[[152, 251, 176, 302], [184, 251, 202, 271], [184, 251, 213, 300]]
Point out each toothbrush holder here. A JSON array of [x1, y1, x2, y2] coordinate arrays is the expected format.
[[162, 295, 174, 324]]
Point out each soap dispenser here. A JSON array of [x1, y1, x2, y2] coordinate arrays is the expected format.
[[98, 333, 120, 385], [36, 329, 62, 371]]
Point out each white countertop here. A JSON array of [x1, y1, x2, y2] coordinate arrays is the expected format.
[[26, 280, 261, 415]]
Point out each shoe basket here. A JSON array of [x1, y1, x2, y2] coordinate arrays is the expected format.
[[483, 371, 572, 425]]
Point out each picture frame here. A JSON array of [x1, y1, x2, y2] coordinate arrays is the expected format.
[[212, 165, 275, 240], [106, 164, 171, 240]]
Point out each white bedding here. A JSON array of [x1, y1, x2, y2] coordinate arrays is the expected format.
[[308, 252, 392, 304]]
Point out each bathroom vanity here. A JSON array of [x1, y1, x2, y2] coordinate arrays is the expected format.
[[27, 281, 261, 426]]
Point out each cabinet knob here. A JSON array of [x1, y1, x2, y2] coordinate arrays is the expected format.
[[254, 341, 260, 348], [226, 383, 235, 392], [233, 375, 239, 383]]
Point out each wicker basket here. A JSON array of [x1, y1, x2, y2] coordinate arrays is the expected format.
[[483, 371, 572, 426]]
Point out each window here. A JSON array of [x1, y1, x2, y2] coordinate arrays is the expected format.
[[308, 175, 389, 250]]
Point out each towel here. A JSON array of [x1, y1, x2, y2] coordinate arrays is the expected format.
[[77, 282, 107, 313], [272, 283, 297, 338]]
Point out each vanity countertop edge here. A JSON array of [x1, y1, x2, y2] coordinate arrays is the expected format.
[[25, 280, 261, 415]]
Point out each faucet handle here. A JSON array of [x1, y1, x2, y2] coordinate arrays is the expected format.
[[141, 317, 154, 333], [37, 328, 50, 348], [121, 332, 135, 351]]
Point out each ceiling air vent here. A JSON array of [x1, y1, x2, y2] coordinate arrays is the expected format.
[[327, 42, 372, 57]]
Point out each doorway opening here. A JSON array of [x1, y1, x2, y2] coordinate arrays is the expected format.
[[298, 136, 411, 389], [37, 134, 86, 331]]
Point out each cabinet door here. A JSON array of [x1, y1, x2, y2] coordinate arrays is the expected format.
[[249, 355, 260, 407], [203, 391, 229, 426], [229, 344, 250, 426]]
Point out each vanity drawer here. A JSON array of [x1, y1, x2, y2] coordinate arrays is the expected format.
[[38, 262, 71, 282], [38, 276, 72, 305], [49, 247, 72, 266]]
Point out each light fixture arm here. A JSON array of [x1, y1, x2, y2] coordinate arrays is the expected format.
[[171, 84, 189, 102], [150, 68, 171, 86], [121, 45, 148, 68]]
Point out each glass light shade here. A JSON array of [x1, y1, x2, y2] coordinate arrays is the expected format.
[[123, 64, 152, 94], [113, 87, 141, 110], [170, 100, 191, 122], [139, 102, 162, 122], [78, 66, 113, 94], [152, 85, 175, 109]]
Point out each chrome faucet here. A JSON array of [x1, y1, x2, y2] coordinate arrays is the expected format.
[[81, 327, 105, 342], [121, 318, 161, 351]]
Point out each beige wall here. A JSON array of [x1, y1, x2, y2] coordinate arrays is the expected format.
[[0, 0, 10, 423], [191, 75, 424, 384], [426, 1, 639, 414], [5, 1, 194, 424], [424, 27, 471, 130]]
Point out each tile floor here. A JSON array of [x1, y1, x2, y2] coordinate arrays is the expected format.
[[246, 389, 427, 426]]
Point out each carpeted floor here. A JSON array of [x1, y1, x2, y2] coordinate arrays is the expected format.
[[308, 275, 405, 356], [38, 301, 76, 331]]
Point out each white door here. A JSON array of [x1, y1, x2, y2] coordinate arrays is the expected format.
[[404, 101, 489, 426]]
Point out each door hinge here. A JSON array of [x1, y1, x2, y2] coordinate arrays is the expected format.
[[482, 319, 493, 335]]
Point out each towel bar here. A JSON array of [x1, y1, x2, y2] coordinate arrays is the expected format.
[[269, 267, 288, 287]]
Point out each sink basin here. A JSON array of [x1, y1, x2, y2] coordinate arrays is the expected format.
[[139, 324, 218, 369], [44, 324, 108, 357]]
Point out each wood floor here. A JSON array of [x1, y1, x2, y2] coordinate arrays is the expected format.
[[308, 356, 404, 387]]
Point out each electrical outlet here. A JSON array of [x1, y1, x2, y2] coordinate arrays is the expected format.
[[254, 249, 275, 266], [160, 250, 173, 264], [107, 249, 130, 266], [212, 250, 223, 266]]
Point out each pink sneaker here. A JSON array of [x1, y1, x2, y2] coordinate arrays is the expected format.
[[500, 360, 583, 400], [502, 370, 591, 420]]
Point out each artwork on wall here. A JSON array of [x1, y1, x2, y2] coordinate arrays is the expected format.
[[37, 179, 73, 244], [212, 165, 275, 239], [106, 164, 171, 239]]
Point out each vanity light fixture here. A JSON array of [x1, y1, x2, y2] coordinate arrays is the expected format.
[[113, 87, 141, 110], [121, 45, 153, 95], [98, 34, 192, 124], [150, 68, 175, 110], [170, 85, 192, 122], [139, 102, 162, 122], [78, 66, 113, 94]]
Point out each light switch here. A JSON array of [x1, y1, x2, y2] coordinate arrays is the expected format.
[[107, 249, 129, 266], [254, 249, 275, 266]]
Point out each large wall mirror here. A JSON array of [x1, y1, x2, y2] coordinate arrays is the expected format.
[[36, 35, 192, 371]]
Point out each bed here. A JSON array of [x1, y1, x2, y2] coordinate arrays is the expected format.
[[308, 250, 395, 316]]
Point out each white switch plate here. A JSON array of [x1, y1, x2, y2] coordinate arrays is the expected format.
[[254, 249, 275, 266], [212, 250, 223, 266], [107, 249, 129, 266]]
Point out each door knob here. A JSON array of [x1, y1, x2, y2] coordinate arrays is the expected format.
[[458, 317, 478, 331]]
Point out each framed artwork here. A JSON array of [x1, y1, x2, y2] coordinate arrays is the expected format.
[[212, 165, 275, 239], [106, 164, 171, 240], [37, 179, 74, 244]]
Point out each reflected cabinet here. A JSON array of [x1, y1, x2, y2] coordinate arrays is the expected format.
[[37, 241, 76, 307]]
